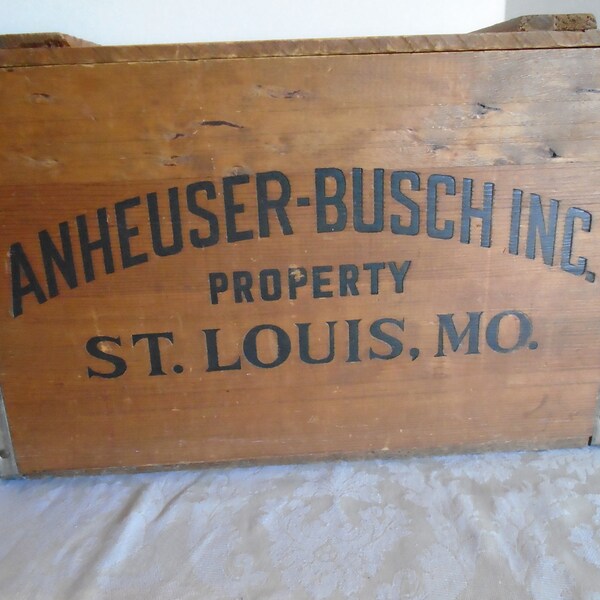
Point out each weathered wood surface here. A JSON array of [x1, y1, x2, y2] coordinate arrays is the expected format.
[[2, 27, 600, 476]]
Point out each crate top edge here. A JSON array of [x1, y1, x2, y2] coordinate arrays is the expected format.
[[2, 30, 600, 69]]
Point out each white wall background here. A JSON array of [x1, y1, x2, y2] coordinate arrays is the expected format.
[[1, 0, 505, 45], [1, 0, 599, 46]]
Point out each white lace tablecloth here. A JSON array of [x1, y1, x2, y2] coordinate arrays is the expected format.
[[1, 448, 600, 599]]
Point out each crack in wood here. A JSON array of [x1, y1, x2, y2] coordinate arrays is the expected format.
[[201, 120, 244, 129]]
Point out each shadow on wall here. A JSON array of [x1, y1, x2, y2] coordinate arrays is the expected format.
[[506, 0, 599, 19]]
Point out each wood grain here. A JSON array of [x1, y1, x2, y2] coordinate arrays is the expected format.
[[2, 34, 600, 475]]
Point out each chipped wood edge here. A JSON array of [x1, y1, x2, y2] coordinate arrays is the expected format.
[[474, 13, 597, 33], [0, 388, 19, 478], [0, 32, 97, 49], [2, 30, 600, 69]]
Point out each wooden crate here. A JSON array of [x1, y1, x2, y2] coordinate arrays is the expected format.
[[2, 16, 600, 476]]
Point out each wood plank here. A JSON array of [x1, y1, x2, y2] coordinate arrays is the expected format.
[[1, 38, 600, 476], [2, 30, 600, 68]]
